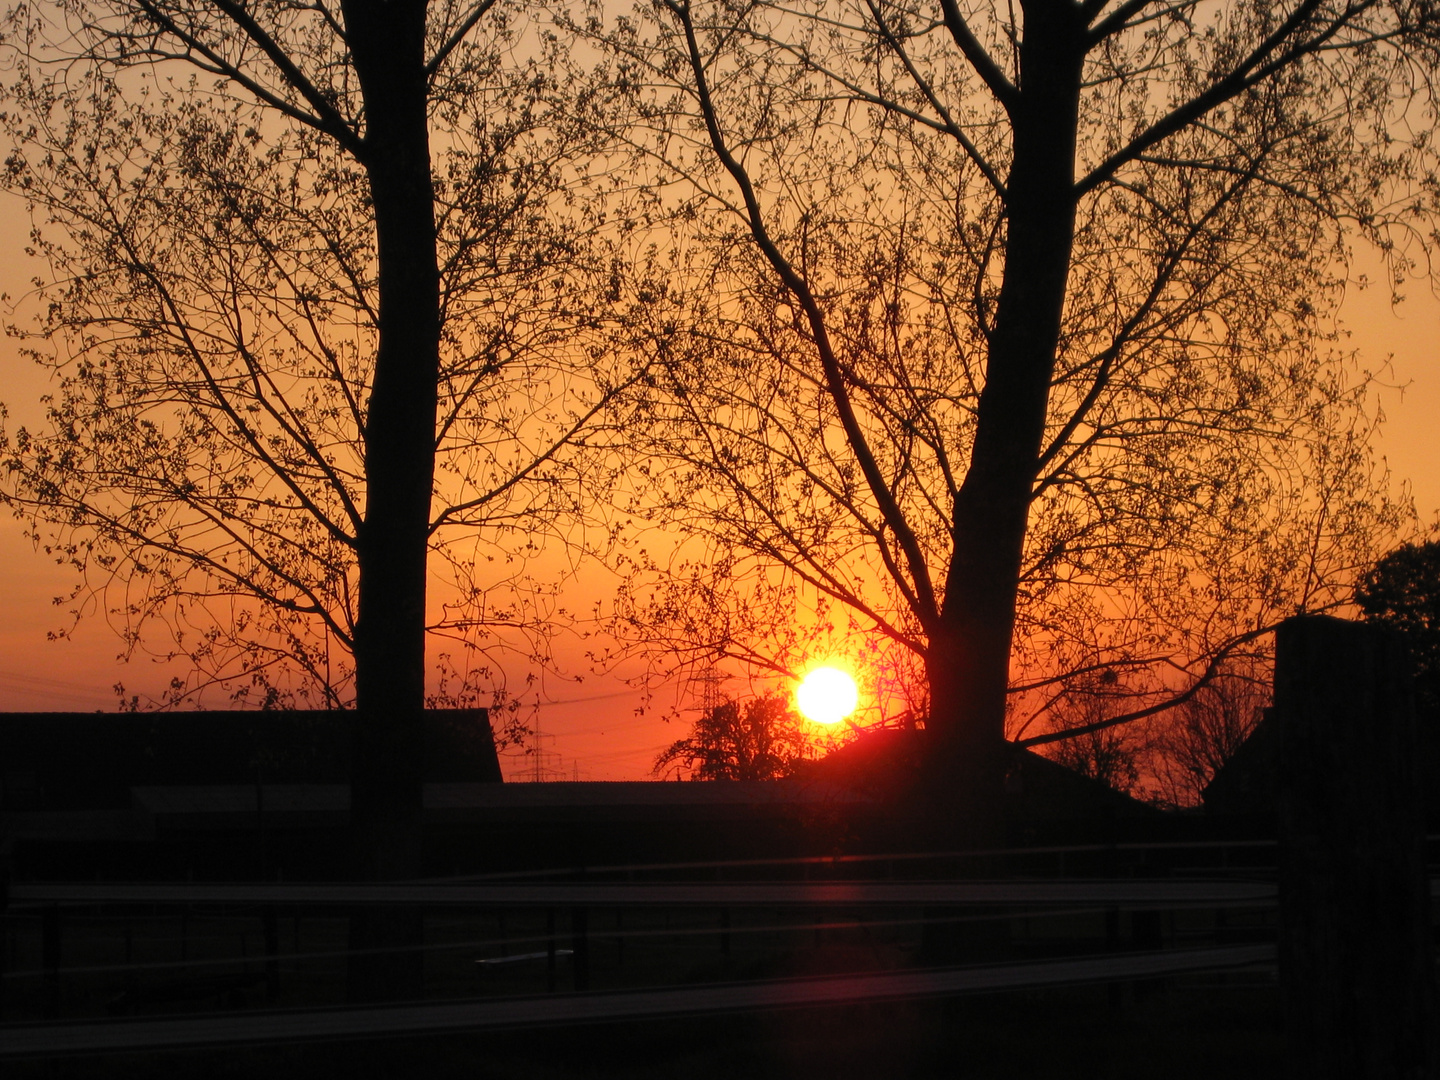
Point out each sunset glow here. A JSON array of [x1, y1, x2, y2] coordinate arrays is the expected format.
[[795, 666, 859, 725]]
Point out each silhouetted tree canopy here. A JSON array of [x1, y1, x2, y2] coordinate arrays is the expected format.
[[1357, 538, 1440, 708], [654, 692, 817, 780]]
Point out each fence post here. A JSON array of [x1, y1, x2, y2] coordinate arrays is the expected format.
[[546, 909, 557, 993], [263, 907, 280, 1005], [0, 843, 8, 1024], [571, 908, 590, 992], [1275, 614, 1437, 1080], [41, 905, 60, 1019]]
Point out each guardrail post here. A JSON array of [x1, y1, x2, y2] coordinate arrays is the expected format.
[[1275, 615, 1437, 1080], [546, 909, 557, 993], [263, 907, 280, 1005], [1104, 907, 1123, 1009], [571, 908, 590, 992], [41, 905, 59, 1019], [0, 848, 8, 1024]]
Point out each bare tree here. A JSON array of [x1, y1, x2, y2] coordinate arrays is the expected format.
[[1035, 670, 1145, 795], [1147, 662, 1269, 807], [0, 1, 632, 994], [594, 0, 1428, 838]]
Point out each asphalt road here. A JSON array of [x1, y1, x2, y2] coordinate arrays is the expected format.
[[0, 944, 1276, 1058]]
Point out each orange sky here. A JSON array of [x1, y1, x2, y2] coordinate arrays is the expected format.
[[0, 188, 1436, 780]]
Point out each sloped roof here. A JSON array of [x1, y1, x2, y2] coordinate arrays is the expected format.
[[797, 726, 1163, 819], [0, 709, 499, 812]]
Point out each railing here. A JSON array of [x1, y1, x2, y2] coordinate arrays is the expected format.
[[0, 836, 1322, 1057], [5, 878, 1283, 907], [431, 836, 1291, 883], [12, 830, 1438, 1059]]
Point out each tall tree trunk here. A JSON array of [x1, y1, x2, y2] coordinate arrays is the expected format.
[[342, 0, 440, 999], [926, 5, 1084, 847]]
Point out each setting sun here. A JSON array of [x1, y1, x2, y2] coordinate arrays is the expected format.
[[795, 666, 859, 725]]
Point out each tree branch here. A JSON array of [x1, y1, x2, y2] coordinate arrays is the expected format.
[[1014, 621, 1283, 747], [425, 0, 501, 80], [134, 0, 365, 157], [663, 0, 942, 628], [935, 0, 1018, 111], [1076, 0, 1374, 197]]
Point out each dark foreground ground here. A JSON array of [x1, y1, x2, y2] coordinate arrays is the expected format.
[[10, 979, 1279, 1080], [3, 887, 1285, 1078]]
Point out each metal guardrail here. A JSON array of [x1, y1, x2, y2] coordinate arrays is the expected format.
[[0, 945, 1276, 1059], [0, 906, 1148, 983], [433, 838, 1289, 882], [6, 879, 1282, 909]]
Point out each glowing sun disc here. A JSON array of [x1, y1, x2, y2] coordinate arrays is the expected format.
[[796, 667, 859, 725]]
